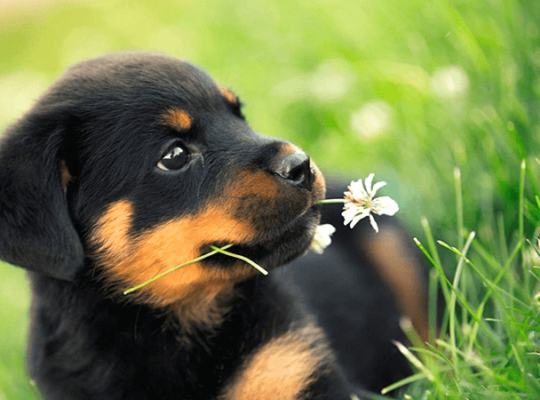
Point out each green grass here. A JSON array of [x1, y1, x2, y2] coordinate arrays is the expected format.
[[0, 264, 36, 399], [1, 0, 540, 398], [386, 161, 540, 399]]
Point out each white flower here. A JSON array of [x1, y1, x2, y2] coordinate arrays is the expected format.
[[534, 292, 540, 310], [342, 173, 399, 233], [431, 65, 469, 98], [310, 224, 336, 254]]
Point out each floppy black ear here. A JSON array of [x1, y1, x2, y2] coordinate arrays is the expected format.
[[0, 113, 84, 281]]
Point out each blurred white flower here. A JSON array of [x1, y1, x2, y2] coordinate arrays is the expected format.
[[431, 65, 469, 98], [534, 292, 540, 308], [350, 100, 393, 139], [273, 59, 355, 102], [342, 174, 399, 232], [523, 246, 540, 266], [310, 224, 336, 254], [309, 61, 355, 102]]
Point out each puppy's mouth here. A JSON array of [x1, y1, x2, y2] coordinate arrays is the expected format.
[[204, 203, 321, 272], [200, 160, 326, 273]]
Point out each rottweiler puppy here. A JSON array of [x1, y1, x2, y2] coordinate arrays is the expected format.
[[0, 52, 428, 399]]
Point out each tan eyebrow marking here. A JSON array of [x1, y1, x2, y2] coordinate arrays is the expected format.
[[161, 108, 193, 130], [220, 87, 239, 105]]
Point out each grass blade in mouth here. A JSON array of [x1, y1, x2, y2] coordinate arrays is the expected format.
[[210, 246, 269, 275], [123, 244, 235, 295]]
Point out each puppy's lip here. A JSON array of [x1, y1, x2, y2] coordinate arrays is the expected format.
[[270, 201, 321, 241], [206, 206, 320, 270]]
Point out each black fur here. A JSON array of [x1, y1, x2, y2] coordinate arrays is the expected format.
[[0, 52, 421, 399]]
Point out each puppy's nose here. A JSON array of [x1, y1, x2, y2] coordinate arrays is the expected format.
[[274, 150, 314, 191]]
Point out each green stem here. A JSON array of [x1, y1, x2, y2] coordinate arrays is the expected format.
[[317, 199, 346, 205], [211, 246, 269, 275], [454, 167, 464, 251], [519, 160, 527, 290], [123, 244, 234, 295]]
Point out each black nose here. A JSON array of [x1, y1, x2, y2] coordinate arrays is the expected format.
[[274, 150, 314, 191]]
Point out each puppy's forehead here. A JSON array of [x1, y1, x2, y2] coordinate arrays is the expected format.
[[57, 53, 224, 109]]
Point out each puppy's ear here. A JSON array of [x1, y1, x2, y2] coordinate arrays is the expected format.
[[0, 114, 84, 281]]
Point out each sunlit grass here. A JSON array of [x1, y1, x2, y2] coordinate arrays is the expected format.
[[387, 162, 540, 398]]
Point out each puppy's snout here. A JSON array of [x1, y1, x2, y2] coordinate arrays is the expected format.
[[274, 150, 314, 191]]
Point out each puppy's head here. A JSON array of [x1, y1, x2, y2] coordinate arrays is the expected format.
[[0, 53, 325, 307]]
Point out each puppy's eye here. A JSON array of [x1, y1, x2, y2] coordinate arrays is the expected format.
[[157, 143, 190, 171]]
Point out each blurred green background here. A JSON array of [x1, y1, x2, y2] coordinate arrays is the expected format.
[[1, 0, 540, 397]]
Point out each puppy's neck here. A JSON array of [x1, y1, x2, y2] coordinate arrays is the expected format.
[[166, 282, 235, 336]]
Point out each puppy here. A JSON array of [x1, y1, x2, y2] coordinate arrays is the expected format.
[[0, 52, 427, 399]]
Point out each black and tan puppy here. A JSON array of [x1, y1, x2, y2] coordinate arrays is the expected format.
[[0, 53, 427, 399]]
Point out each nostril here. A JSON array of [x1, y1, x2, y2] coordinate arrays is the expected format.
[[275, 151, 313, 191]]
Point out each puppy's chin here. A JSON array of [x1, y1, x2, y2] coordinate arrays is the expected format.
[[206, 205, 321, 272]]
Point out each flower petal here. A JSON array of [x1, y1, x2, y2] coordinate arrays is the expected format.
[[371, 180, 387, 197], [368, 214, 379, 233], [348, 179, 369, 202], [371, 196, 399, 216], [310, 224, 336, 254], [317, 223, 336, 237], [340, 173, 399, 231], [349, 215, 364, 229], [342, 207, 358, 226], [364, 173, 375, 196], [342, 206, 369, 227], [342, 208, 356, 226]]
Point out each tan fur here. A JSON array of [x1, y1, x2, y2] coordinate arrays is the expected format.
[[92, 200, 134, 263], [161, 108, 192, 130], [93, 201, 256, 302], [361, 227, 430, 342], [220, 323, 332, 400], [91, 155, 324, 329], [231, 169, 280, 199], [90, 198, 259, 330], [169, 285, 234, 334], [220, 87, 238, 104]]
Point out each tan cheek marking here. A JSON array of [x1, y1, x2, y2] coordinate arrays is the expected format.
[[161, 108, 192, 130], [220, 87, 238, 104], [93, 202, 257, 307], [93, 200, 134, 265], [221, 323, 331, 400], [361, 228, 430, 343]]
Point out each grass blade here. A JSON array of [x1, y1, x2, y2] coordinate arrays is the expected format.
[[519, 160, 528, 290], [124, 244, 234, 295], [454, 167, 464, 251], [211, 246, 269, 275]]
